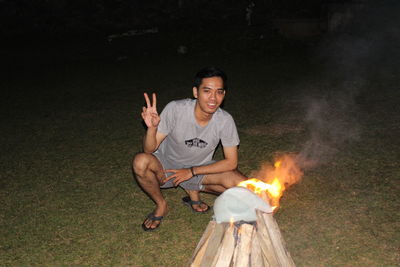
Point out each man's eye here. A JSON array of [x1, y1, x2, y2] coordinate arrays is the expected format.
[[217, 90, 225, 95]]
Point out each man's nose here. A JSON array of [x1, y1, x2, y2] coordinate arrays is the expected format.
[[210, 91, 216, 99]]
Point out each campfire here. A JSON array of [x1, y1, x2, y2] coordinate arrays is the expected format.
[[237, 155, 302, 210], [190, 155, 302, 267]]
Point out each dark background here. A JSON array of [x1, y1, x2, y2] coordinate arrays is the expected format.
[[1, 0, 353, 38]]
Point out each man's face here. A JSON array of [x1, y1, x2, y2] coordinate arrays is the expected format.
[[193, 76, 226, 115]]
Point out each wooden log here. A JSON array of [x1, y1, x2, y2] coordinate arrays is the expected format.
[[190, 210, 296, 267], [233, 224, 254, 267], [256, 211, 280, 267], [250, 231, 265, 267], [190, 221, 216, 266], [197, 222, 228, 267], [257, 210, 296, 267], [231, 230, 240, 266], [211, 224, 236, 267]]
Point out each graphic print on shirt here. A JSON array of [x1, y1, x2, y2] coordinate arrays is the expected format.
[[185, 138, 208, 148]]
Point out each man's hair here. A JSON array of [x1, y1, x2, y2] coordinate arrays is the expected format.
[[193, 67, 228, 90]]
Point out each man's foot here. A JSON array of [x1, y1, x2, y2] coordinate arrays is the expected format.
[[142, 202, 168, 231], [182, 196, 210, 213], [142, 213, 164, 231]]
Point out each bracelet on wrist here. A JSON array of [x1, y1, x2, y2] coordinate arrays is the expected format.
[[190, 167, 196, 177]]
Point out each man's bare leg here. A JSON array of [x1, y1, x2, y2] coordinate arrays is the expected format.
[[202, 184, 227, 194], [202, 169, 247, 193], [184, 190, 209, 212], [183, 169, 247, 211], [133, 153, 167, 230]]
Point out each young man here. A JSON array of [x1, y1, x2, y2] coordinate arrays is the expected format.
[[133, 67, 246, 231]]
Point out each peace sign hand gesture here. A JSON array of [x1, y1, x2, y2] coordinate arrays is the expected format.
[[141, 93, 160, 128]]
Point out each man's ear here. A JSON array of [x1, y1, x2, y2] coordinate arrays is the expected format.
[[192, 87, 198, 98]]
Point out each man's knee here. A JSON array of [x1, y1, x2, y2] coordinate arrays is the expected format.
[[132, 153, 152, 176], [204, 169, 247, 189], [224, 170, 246, 188]]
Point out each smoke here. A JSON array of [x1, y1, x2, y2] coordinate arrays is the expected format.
[[296, 90, 361, 169], [250, 1, 399, 188], [295, 0, 400, 169], [250, 87, 362, 188]]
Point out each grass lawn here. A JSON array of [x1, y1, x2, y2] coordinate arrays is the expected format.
[[1, 27, 399, 266]]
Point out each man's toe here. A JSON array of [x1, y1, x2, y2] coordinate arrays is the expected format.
[[149, 219, 160, 229], [142, 213, 164, 231], [193, 202, 208, 212], [193, 204, 201, 212]]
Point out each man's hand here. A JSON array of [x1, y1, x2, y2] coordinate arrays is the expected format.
[[142, 93, 160, 128], [163, 168, 193, 186]]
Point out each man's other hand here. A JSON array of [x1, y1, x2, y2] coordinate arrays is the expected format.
[[163, 168, 193, 186]]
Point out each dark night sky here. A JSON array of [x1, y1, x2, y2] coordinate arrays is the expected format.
[[1, 0, 352, 37]]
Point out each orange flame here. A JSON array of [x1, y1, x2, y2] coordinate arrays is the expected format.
[[238, 178, 284, 210], [238, 155, 303, 210]]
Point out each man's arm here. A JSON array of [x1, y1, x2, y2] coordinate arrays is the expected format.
[[141, 92, 167, 153], [163, 146, 239, 186], [143, 128, 166, 153], [192, 146, 238, 175]]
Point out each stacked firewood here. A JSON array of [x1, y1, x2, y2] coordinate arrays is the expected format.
[[190, 210, 295, 267]]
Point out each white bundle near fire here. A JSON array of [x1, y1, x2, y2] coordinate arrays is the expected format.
[[190, 154, 303, 267]]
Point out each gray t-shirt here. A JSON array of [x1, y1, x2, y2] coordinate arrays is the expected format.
[[154, 98, 239, 167]]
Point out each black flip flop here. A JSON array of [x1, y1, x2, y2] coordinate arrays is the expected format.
[[142, 213, 164, 231], [182, 196, 210, 213]]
